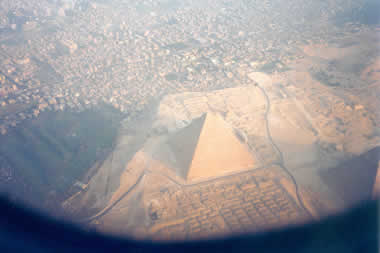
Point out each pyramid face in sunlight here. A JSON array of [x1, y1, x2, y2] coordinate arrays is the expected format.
[[168, 112, 256, 181], [372, 162, 380, 199]]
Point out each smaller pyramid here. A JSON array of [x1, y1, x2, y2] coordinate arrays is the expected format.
[[168, 112, 256, 181], [321, 147, 380, 206], [372, 161, 380, 199]]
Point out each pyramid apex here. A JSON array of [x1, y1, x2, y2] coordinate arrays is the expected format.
[[168, 112, 256, 182]]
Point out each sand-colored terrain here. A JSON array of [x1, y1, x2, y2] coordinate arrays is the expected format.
[[302, 43, 357, 60], [94, 164, 320, 240], [176, 112, 256, 181], [62, 34, 379, 240], [361, 57, 380, 83]]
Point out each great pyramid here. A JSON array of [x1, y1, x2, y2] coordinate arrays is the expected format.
[[168, 112, 256, 181]]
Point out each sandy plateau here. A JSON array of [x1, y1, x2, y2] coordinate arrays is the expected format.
[[63, 34, 379, 240]]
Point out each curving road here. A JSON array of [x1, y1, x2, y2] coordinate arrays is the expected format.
[[82, 172, 146, 222], [82, 81, 313, 223], [255, 83, 313, 218]]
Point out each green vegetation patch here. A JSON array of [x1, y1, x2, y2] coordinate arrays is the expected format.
[[311, 69, 340, 87], [258, 60, 290, 73]]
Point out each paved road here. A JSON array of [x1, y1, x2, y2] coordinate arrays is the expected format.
[[83, 80, 313, 222], [256, 82, 312, 218]]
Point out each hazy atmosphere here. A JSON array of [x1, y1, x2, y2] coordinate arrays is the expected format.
[[0, 0, 379, 241]]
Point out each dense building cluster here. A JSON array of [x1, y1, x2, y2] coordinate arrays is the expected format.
[[0, 0, 370, 134]]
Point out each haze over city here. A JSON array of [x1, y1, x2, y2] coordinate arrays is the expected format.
[[0, 0, 379, 241]]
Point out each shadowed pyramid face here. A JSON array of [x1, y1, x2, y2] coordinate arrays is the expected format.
[[168, 112, 256, 182]]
